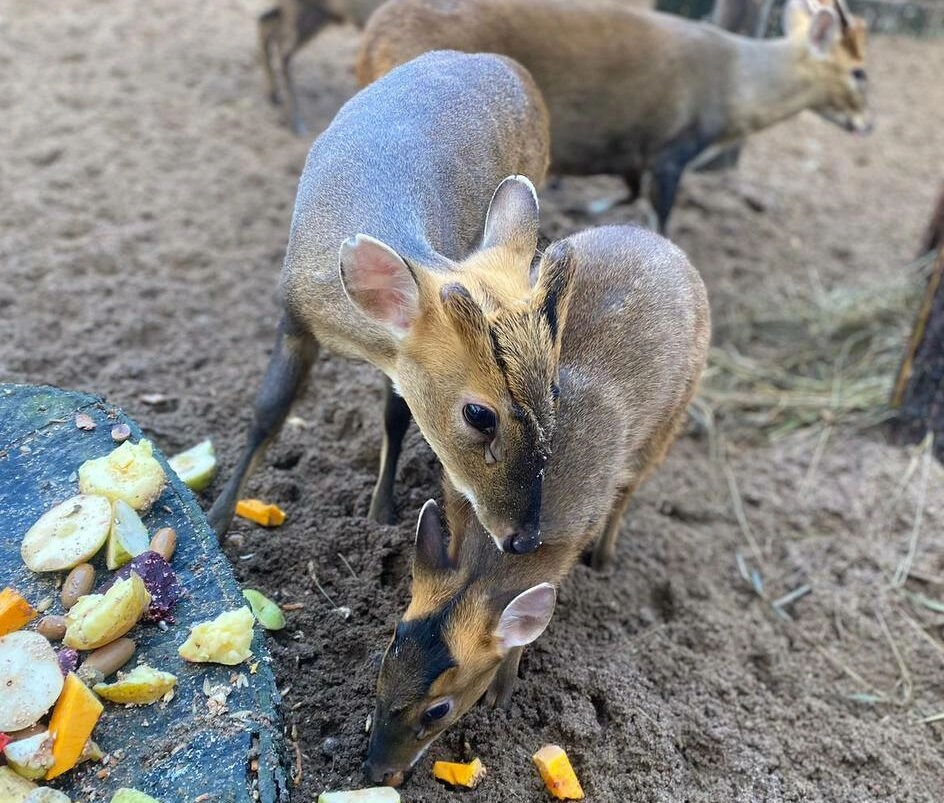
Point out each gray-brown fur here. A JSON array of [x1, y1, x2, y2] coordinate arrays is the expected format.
[[365, 225, 711, 783], [259, 0, 386, 132], [357, 0, 871, 231], [209, 50, 550, 536]]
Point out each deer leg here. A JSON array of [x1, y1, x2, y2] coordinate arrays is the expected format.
[[485, 647, 524, 709], [258, 8, 283, 105], [367, 379, 412, 524], [591, 481, 638, 571], [208, 316, 318, 538]]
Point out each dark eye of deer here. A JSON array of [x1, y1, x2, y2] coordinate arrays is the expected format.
[[852, 68, 867, 83], [422, 700, 451, 725], [463, 403, 496, 436]]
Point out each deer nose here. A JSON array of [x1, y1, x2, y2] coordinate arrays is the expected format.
[[362, 761, 405, 787], [503, 528, 542, 554]]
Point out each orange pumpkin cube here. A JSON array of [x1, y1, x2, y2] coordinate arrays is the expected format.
[[532, 744, 584, 800], [0, 588, 38, 636], [432, 757, 486, 788], [235, 499, 287, 527], [46, 673, 104, 779]]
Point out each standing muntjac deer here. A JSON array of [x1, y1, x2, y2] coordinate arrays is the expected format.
[[357, 0, 872, 233], [210, 50, 559, 555], [259, 0, 386, 133], [363, 224, 711, 786]]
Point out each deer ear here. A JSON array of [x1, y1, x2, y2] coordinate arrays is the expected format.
[[807, 7, 839, 55], [414, 499, 452, 574], [482, 175, 540, 255], [339, 234, 419, 335], [782, 0, 812, 35], [495, 583, 556, 651], [533, 240, 577, 346]]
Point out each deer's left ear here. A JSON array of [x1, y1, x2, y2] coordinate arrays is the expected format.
[[413, 499, 453, 574], [807, 6, 840, 55], [482, 175, 540, 256], [495, 583, 557, 651]]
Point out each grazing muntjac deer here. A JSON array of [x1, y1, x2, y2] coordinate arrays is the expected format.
[[209, 50, 557, 555], [259, 0, 386, 132], [358, 0, 872, 232], [363, 225, 711, 785]]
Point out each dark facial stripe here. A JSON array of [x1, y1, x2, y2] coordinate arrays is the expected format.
[[394, 603, 457, 690]]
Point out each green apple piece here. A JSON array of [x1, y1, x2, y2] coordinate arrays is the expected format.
[[4, 731, 55, 781], [78, 439, 166, 513], [110, 790, 160, 803], [167, 439, 216, 491], [20, 495, 112, 572], [106, 500, 151, 570], [242, 589, 286, 631], [0, 766, 37, 803]]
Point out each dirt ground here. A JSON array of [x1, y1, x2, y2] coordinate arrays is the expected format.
[[3, 1, 944, 800]]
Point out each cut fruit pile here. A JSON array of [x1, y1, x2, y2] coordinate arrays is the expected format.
[[4, 434, 286, 802]]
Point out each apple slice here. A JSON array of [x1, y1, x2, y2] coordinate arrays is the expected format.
[[0, 766, 37, 802], [3, 731, 54, 780], [167, 440, 217, 491], [179, 607, 254, 665], [20, 495, 111, 573], [94, 664, 177, 705], [63, 572, 151, 650], [78, 439, 166, 513], [0, 631, 65, 732], [106, 501, 150, 570]]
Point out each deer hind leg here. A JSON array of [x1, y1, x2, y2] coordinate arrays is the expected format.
[[485, 646, 524, 709], [367, 379, 412, 524], [279, 2, 338, 134], [258, 7, 283, 105], [208, 315, 318, 538], [591, 481, 638, 571]]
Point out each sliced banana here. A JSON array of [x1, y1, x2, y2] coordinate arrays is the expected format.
[[0, 631, 64, 732], [78, 439, 166, 513], [20, 495, 111, 573]]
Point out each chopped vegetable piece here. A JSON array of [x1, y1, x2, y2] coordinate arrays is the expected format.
[[3, 731, 54, 780], [94, 664, 177, 705], [167, 440, 217, 491], [432, 757, 486, 788], [318, 789, 401, 803], [0, 733, 9, 752], [106, 501, 150, 570], [111, 424, 131, 443], [235, 499, 286, 527], [63, 572, 151, 650], [45, 673, 103, 780], [24, 789, 71, 802], [532, 745, 584, 800], [179, 607, 254, 665], [0, 766, 37, 802], [0, 631, 64, 732], [78, 639, 136, 686], [101, 552, 181, 623], [56, 648, 79, 677], [242, 589, 286, 630], [20, 495, 112, 572], [0, 588, 38, 636], [77, 440, 166, 513], [110, 790, 160, 803]]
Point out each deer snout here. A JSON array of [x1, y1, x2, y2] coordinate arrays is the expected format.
[[502, 527, 542, 554], [362, 760, 406, 787]]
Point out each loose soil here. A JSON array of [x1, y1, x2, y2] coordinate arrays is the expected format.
[[3, 1, 944, 800]]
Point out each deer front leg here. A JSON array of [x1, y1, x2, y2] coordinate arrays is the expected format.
[[367, 379, 412, 524], [485, 647, 524, 709]]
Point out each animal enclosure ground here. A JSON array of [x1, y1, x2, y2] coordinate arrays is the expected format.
[[3, 1, 944, 800]]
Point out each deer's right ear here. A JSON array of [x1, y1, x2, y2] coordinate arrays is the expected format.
[[782, 0, 813, 36], [414, 499, 453, 574], [339, 234, 419, 336], [482, 175, 540, 255]]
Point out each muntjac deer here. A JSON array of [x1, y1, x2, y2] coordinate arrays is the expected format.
[[358, 0, 872, 232], [363, 224, 711, 785], [210, 50, 557, 556]]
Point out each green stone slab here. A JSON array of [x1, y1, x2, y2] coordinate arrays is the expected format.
[[0, 384, 289, 803]]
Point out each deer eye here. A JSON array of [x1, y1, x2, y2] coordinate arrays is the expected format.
[[462, 403, 496, 436], [421, 699, 452, 725], [852, 68, 867, 84]]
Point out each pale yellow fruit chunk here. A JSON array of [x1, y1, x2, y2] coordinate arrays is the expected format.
[[178, 607, 254, 665], [167, 440, 216, 491], [94, 664, 177, 705], [0, 766, 37, 803], [0, 631, 64, 732], [318, 790, 401, 803], [3, 731, 55, 780], [24, 789, 71, 803], [105, 500, 150, 570], [63, 573, 151, 650], [78, 440, 166, 513], [20, 495, 111, 572], [110, 789, 160, 803]]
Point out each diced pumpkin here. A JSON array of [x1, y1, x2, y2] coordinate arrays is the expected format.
[[532, 744, 584, 800], [45, 674, 103, 780], [0, 588, 38, 636], [432, 757, 486, 788], [234, 499, 286, 527]]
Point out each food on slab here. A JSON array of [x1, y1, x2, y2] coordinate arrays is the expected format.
[[0, 631, 65, 732], [432, 757, 486, 788], [94, 664, 177, 705], [167, 440, 217, 491], [60, 564, 95, 610], [0, 588, 38, 636], [63, 572, 151, 650], [109, 789, 160, 803], [101, 552, 181, 624], [0, 766, 39, 802], [77, 440, 166, 512], [317, 789, 401, 803], [76, 638, 136, 686], [242, 589, 286, 631], [56, 648, 79, 676], [148, 527, 177, 562], [45, 673, 103, 779], [106, 501, 150, 570], [36, 616, 67, 642], [234, 499, 286, 527], [178, 606, 254, 665], [532, 744, 584, 800], [20, 496, 111, 573], [24, 787, 72, 802], [3, 730, 55, 780]]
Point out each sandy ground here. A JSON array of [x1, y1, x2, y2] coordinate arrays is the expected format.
[[3, 1, 944, 800]]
